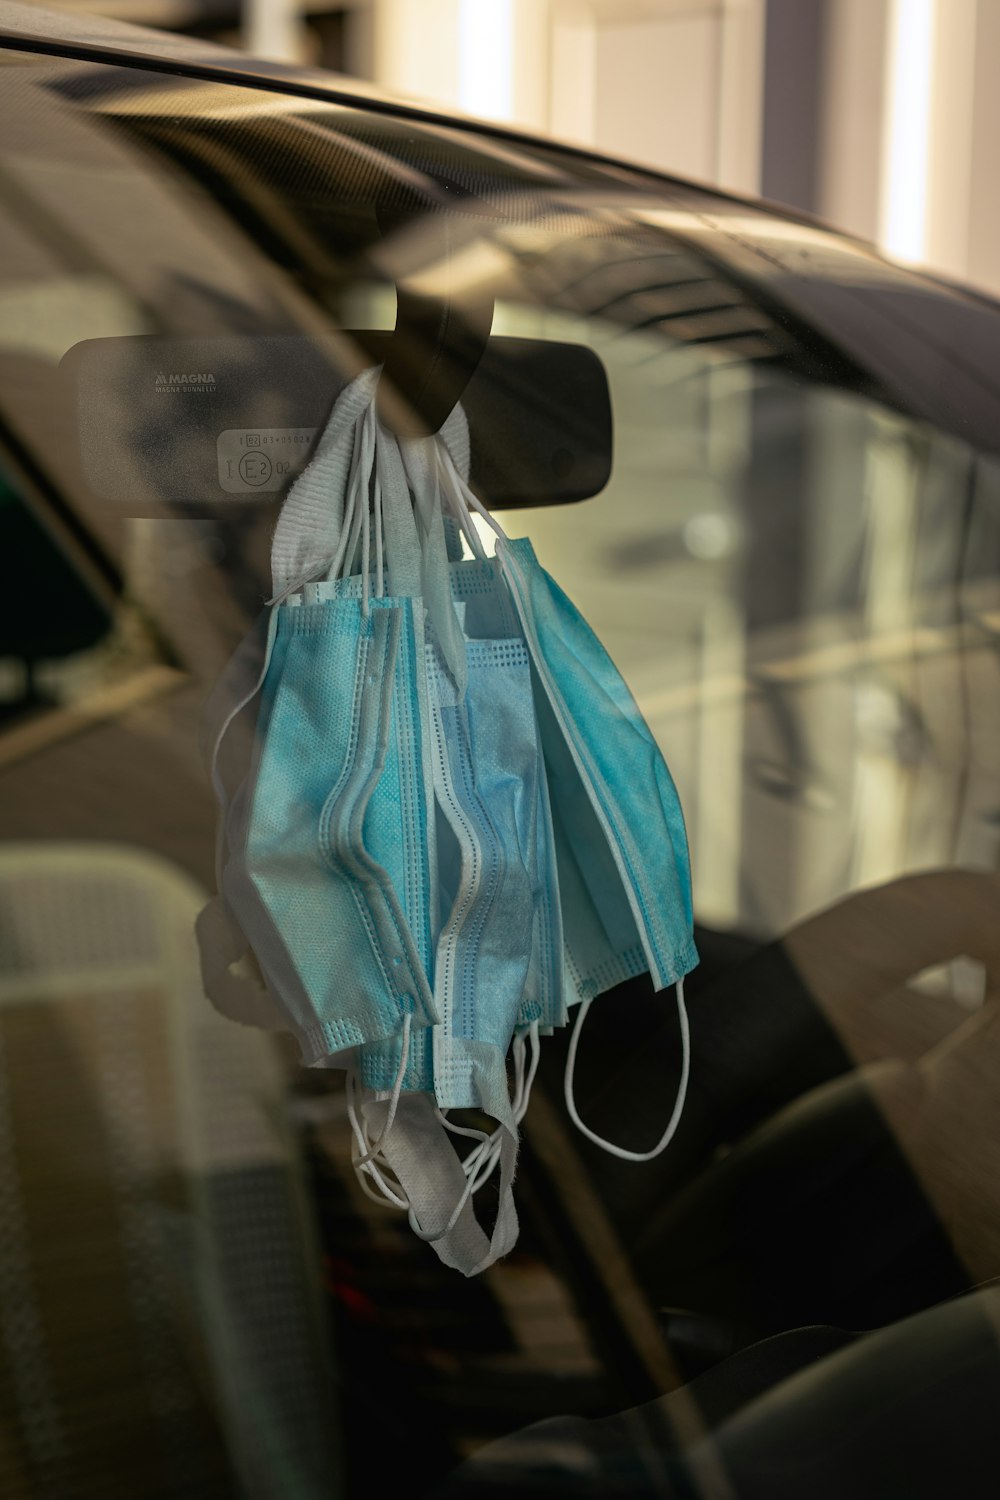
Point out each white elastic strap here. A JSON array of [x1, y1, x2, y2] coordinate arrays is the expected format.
[[361, 489, 371, 615], [322, 402, 372, 586], [346, 1087, 474, 1232], [422, 442, 486, 562], [374, 457, 385, 598], [347, 1010, 412, 1170], [348, 1101, 410, 1211], [361, 400, 377, 611], [515, 1024, 543, 1119], [339, 441, 368, 586], [399, 437, 469, 692], [564, 980, 690, 1162], [348, 1097, 412, 1212], [212, 534, 342, 880], [208, 607, 280, 890], [472, 1024, 542, 1189], [269, 374, 469, 601], [376, 1063, 522, 1243], [271, 400, 372, 601], [435, 442, 506, 554], [433, 1109, 492, 1161], [434, 1023, 541, 1191], [346, 1078, 410, 1209]]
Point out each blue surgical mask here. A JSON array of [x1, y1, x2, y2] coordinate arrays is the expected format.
[[199, 370, 698, 1274], [348, 438, 556, 1272], [206, 408, 442, 1067], [435, 444, 698, 1164]]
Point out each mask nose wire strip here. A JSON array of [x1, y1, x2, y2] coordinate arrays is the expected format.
[[564, 980, 690, 1162]]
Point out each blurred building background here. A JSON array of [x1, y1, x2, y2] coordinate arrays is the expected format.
[[40, 0, 1000, 297]]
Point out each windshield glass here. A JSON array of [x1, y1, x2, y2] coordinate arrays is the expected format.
[[2, 44, 1000, 1500]]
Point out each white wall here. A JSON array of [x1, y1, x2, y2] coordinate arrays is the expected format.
[[363, 0, 765, 196], [817, 0, 888, 243], [350, 0, 1000, 293], [817, 0, 1000, 295]]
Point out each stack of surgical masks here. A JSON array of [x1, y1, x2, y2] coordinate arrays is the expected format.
[[198, 368, 698, 1275]]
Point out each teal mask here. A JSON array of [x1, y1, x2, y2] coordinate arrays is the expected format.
[[198, 372, 698, 1273]]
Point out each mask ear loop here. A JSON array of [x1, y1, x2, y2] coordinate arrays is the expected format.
[[564, 980, 690, 1161], [207, 610, 281, 893], [374, 440, 385, 599], [346, 1014, 417, 1211], [421, 429, 537, 1192], [403, 1036, 523, 1242], [210, 543, 342, 891], [515, 1022, 542, 1120], [429, 443, 493, 563], [397, 435, 469, 693], [353, 1119, 502, 1245], [434, 440, 506, 556], [349, 1095, 410, 1210], [350, 1026, 538, 1238], [340, 451, 369, 586], [476, 1023, 541, 1189], [361, 475, 371, 617], [347, 1075, 410, 1210], [347, 1095, 483, 1242], [348, 1010, 412, 1166], [433, 1109, 492, 1158], [269, 389, 384, 605], [433, 1021, 541, 1191], [325, 399, 376, 589], [361, 398, 380, 615]]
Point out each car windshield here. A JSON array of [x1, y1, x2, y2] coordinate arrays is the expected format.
[[3, 41, 1000, 1500]]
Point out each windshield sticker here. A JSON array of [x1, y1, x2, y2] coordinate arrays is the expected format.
[[217, 427, 318, 493]]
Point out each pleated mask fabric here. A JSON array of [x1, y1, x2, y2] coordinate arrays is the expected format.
[[197, 368, 699, 1274]]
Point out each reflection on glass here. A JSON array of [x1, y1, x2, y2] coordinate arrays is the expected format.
[[2, 43, 1000, 1500]]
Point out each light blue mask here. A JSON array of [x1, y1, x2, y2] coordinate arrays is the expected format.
[[203, 403, 447, 1068], [200, 392, 544, 1272], [501, 538, 698, 995], [436, 448, 698, 1163], [356, 562, 562, 1093], [240, 592, 437, 1059], [198, 371, 698, 1272], [348, 439, 562, 1273]]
